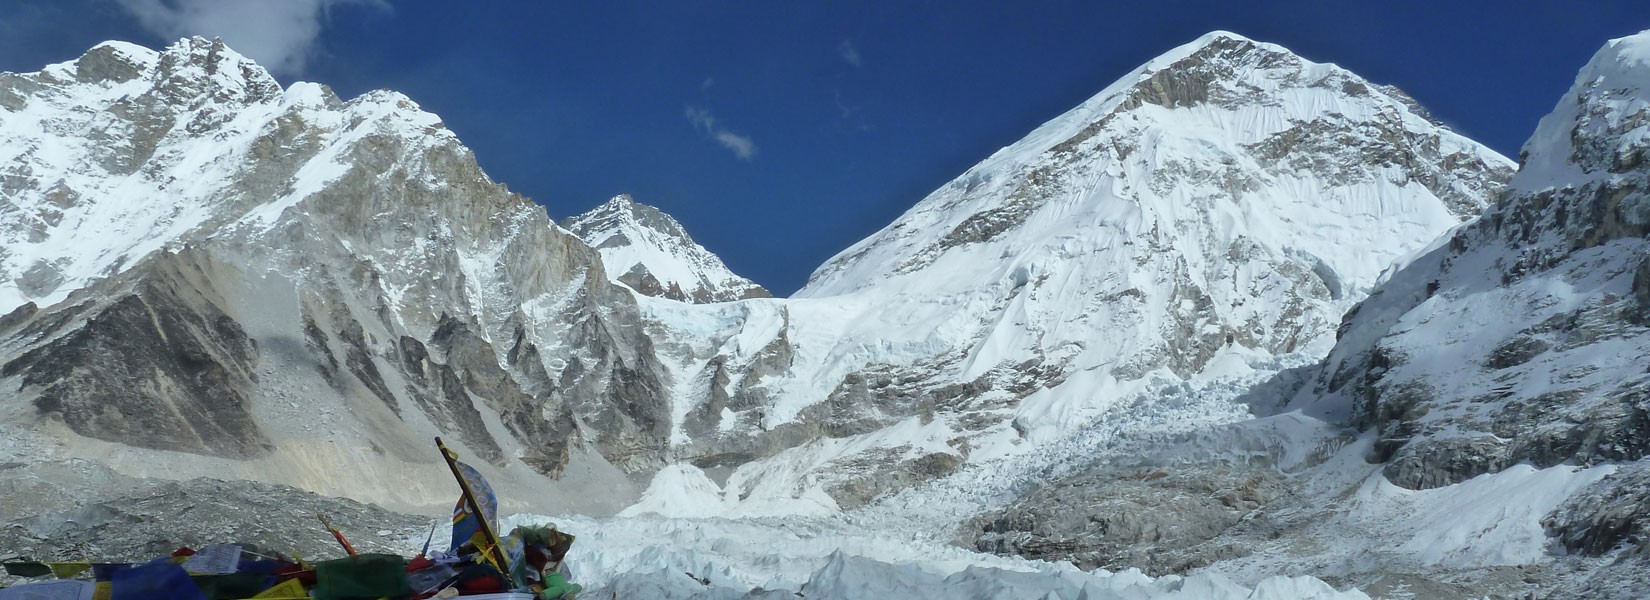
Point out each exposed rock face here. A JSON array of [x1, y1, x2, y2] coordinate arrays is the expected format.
[[562, 194, 770, 303], [2, 249, 266, 459], [976, 464, 1284, 574], [0, 38, 665, 512], [1301, 31, 1650, 491], [1546, 461, 1650, 557], [0, 476, 426, 571]]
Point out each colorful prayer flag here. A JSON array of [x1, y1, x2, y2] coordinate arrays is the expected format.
[[437, 437, 508, 572], [108, 561, 205, 600], [311, 554, 409, 600], [0, 579, 96, 600], [448, 457, 499, 555], [48, 562, 92, 579], [1, 562, 51, 578], [248, 578, 307, 599]]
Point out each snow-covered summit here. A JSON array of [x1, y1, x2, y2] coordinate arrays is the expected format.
[[0, 37, 458, 312], [562, 194, 769, 303], [801, 30, 1512, 298]]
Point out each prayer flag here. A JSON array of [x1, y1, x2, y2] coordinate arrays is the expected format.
[[181, 545, 240, 575], [2, 562, 51, 578], [248, 578, 306, 599], [49, 563, 92, 579], [448, 458, 499, 555], [437, 438, 508, 572], [0, 579, 95, 600], [109, 561, 205, 600], [311, 554, 409, 600]]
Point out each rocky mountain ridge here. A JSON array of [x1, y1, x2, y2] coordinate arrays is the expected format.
[[0, 37, 672, 514]]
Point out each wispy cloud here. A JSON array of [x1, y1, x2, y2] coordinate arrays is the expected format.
[[685, 106, 758, 161], [833, 88, 854, 120], [838, 39, 862, 67], [113, 0, 386, 77]]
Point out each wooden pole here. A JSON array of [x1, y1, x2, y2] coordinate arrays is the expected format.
[[435, 437, 511, 572]]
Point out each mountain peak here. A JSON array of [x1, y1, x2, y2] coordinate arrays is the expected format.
[[1515, 28, 1650, 187], [603, 193, 639, 209], [1193, 29, 1255, 44], [1147, 30, 1272, 69], [801, 33, 1513, 299], [563, 196, 770, 303], [0, 38, 458, 312]]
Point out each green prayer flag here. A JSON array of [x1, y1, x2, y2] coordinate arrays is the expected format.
[[2, 562, 52, 578], [311, 554, 410, 600], [190, 573, 273, 600]]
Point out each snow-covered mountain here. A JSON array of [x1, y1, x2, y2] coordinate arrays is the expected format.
[[967, 30, 1650, 599], [0, 32, 1515, 518], [628, 31, 1513, 514], [1301, 28, 1650, 490], [0, 37, 674, 514], [562, 194, 769, 303], [6, 27, 1641, 600], [1282, 29, 1650, 579]]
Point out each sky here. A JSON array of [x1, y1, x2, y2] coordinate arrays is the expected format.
[[3, 1, 1649, 295]]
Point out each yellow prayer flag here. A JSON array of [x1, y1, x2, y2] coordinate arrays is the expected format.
[[92, 581, 113, 600], [249, 577, 308, 599], [48, 562, 92, 578]]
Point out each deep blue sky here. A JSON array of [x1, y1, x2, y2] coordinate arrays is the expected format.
[[5, 1, 1649, 295]]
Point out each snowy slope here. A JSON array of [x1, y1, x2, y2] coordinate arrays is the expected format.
[[943, 29, 1650, 597], [562, 194, 769, 303], [632, 31, 1514, 511], [0, 39, 288, 311]]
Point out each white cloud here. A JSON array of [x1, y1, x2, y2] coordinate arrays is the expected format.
[[713, 131, 757, 160], [113, 0, 385, 76], [839, 40, 861, 67], [685, 106, 758, 161]]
